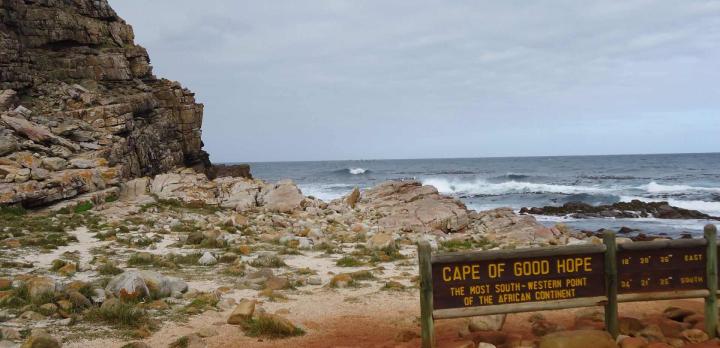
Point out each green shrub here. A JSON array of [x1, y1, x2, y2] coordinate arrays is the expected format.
[[74, 201, 94, 213], [97, 262, 123, 276], [336, 256, 364, 267]]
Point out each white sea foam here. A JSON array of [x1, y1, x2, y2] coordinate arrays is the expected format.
[[640, 181, 720, 193], [298, 183, 354, 201], [422, 177, 607, 196], [348, 168, 367, 175], [620, 195, 720, 216]]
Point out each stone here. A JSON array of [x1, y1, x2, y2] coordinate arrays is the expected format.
[[20, 330, 60, 348], [41, 157, 68, 171], [20, 311, 45, 321], [682, 329, 709, 344], [227, 299, 256, 325], [346, 187, 361, 208], [2, 115, 53, 143], [57, 263, 77, 276], [26, 277, 55, 301], [619, 337, 647, 348], [618, 317, 645, 336], [367, 232, 395, 250], [118, 343, 149, 348], [67, 290, 92, 309], [119, 177, 150, 200], [258, 179, 305, 213], [468, 314, 507, 332], [340, 180, 471, 233], [1, 327, 21, 340], [538, 330, 618, 348], [638, 324, 666, 342], [265, 276, 290, 290], [664, 307, 696, 321], [186, 231, 205, 245], [0, 135, 18, 156], [196, 327, 219, 338], [69, 157, 102, 169], [105, 271, 149, 300], [0, 90, 18, 110], [198, 252, 218, 266], [531, 313, 562, 336], [478, 344, 498, 348]]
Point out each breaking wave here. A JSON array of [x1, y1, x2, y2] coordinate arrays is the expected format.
[[640, 181, 720, 194], [421, 178, 607, 196], [333, 168, 370, 175]]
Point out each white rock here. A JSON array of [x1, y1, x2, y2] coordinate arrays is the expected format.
[[468, 314, 506, 332], [198, 252, 218, 265]]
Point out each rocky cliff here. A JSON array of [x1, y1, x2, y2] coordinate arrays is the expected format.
[[0, 0, 211, 207]]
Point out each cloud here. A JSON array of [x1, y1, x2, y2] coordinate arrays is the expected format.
[[110, 0, 720, 162]]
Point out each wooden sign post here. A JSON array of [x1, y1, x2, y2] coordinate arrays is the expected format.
[[418, 224, 719, 347]]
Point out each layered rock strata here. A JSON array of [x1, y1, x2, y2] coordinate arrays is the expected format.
[[0, 0, 210, 207]]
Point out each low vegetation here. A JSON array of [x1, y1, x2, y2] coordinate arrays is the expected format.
[[241, 315, 305, 339]]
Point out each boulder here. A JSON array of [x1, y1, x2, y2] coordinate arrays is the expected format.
[[227, 299, 256, 325], [26, 277, 56, 301], [216, 177, 262, 211], [258, 179, 305, 213], [367, 232, 395, 250], [341, 180, 470, 233], [20, 330, 60, 348], [468, 314, 507, 332], [539, 330, 618, 348], [346, 187, 360, 208], [198, 252, 218, 266], [682, 329, 709, 344], [119, 177, 149, 200], [105, 271, 149, 299]]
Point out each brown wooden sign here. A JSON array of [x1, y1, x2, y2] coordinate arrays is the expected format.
[[431, 247, 605, 311], [418, 225, 719, 348], [617, 245, 706, 294]]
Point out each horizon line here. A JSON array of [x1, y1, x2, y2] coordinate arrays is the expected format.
[[215, 151, 720, 165]]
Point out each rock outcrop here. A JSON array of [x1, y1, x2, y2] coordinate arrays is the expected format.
[[521, 200, 719, 221], [345, 180, 471, 234], [0, 0, 211, 207]]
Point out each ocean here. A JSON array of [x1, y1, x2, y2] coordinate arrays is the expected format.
[[247, 153, 720, 237]]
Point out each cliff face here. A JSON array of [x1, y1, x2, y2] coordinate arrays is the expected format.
[[0, 0, 210, 207]]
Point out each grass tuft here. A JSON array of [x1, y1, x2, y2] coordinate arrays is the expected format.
[[336, 256, 364, 267], [242, 315, 305, 339], [74, 201, 94, 213], [85, 302, 150, 329]]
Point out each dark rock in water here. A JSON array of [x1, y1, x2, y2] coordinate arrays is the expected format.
[[618, 226, 636, 234], [520, 200, 719, 221], [206, 164, 252, 179]]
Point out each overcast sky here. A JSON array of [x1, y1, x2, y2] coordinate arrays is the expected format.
[[110, 1, 720, 163]]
